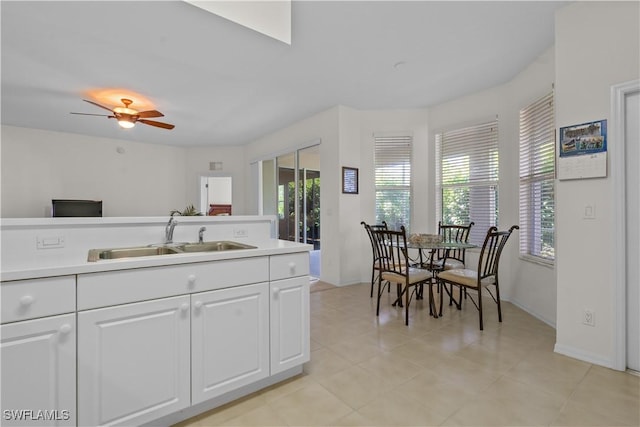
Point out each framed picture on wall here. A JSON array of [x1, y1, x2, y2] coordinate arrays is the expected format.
[[342, 167, 358, 194]]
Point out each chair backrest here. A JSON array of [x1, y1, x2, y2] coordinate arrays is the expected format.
[[370, 225, 409, 277], [361, 221, 388, 263], [477, 225, 519, 280], [436, 221, 475, 263]]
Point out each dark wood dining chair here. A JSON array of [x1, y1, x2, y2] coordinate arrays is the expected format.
[[437, 225, 518, 330], [361, 221, 388, 298], [370, 225, 433, 325]]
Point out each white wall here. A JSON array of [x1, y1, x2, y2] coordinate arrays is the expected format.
[[184, 145, 247, 214], [554, 1, 640, 367], [1, 126, 188, 217]]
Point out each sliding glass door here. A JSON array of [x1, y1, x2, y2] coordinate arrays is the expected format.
[[261, 145, 320, 278]]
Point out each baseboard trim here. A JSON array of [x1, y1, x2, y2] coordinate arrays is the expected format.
[[554, 343, 617, 370], [505, 298, 556, 329]]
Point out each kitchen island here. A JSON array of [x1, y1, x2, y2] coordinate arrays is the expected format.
[[1, 216, 311, 427]]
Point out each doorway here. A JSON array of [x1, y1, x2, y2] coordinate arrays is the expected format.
[[613, 80, 639, 372], [199, 176, 232, 216], [624, 89, 639, 372]]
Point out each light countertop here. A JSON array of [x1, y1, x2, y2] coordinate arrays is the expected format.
[[1, 239, 312, 282]]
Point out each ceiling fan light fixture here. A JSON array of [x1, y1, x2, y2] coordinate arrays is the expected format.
[[113, 106, 138, 115], [117, 118, 135, 129]]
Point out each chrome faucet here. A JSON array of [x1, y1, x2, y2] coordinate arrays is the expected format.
[[165, 216, 178, 244], [198, 226, 207, 244]]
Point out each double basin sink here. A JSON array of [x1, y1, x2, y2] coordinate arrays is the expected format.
[[87, 241, 257, 262]]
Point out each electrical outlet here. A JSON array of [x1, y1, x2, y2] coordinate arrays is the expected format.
[[37, 235, 65, 249], [233, 228, 248, 238], [583, 309, 595, 326]]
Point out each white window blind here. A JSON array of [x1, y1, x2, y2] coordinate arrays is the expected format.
[[519, 91, 555, 261], [436, 120, 499, 245], [375, 135, 412, 231]]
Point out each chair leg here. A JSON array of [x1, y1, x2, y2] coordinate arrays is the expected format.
[[395, 283, 403, 307], [437, 280, 443, 317], [477, 285, 484, 331], [428, 282, 434, 316], [376, 276, 384, 316], [370, 268, 375, 298], [494, 279, 502, 323], [405, 284, 410, 326], [448, 282, 455, 306]]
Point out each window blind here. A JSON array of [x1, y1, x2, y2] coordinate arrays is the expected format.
[[436, 120, 499, 245], [375, 135, 412, 231], [519, 92, 555, 261]]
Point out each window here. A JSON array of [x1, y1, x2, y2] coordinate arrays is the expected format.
[[519, 92, 555, 261], [375, 134, 412, 231], [436, 120, 499, 245]]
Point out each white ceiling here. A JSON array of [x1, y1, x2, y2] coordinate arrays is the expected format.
[[1, 1, 566, 147]]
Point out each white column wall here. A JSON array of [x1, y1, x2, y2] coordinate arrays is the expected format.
[[554, 1, 640, 367]]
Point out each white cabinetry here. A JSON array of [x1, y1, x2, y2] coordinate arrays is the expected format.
[[269, 253, 310, 374], [6, 250, 309, 426], [191, 282, 269, 404], [1, 276, 76, 427], [77, 258, 271, 426], [78, 295, 191, 427]]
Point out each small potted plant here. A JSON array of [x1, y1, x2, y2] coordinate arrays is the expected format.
[[170, 204, 203, 216]]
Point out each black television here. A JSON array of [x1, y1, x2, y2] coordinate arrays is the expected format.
[[52, 199, 103, 217]]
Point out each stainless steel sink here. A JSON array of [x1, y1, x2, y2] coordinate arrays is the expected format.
[[181, 241, 257, 252], [87, 241, 256, 261], [88, 246, 181, 261]]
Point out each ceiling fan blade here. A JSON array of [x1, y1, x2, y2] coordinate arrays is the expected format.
[[137, 110, 164, 118], [70, 112, 112, 117], [139, 119, 175, 130], [83, 99, 114, 112]]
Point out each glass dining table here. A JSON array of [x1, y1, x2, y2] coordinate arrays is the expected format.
[[407, 240, 475, 268], [406, 240, 477, 317]]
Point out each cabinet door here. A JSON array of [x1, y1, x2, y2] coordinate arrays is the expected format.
[[1, 314, 76, 427], [191, 282, 269, 404], [270, 276, 310, 374], [78, 295, 190, 427]]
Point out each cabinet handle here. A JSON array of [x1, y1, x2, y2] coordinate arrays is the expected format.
[[194, 301, 203, 309], [288, 262, 296, 274], [180, 303, 189, 313], [59, 324, 72, 335], [187, 274, 197, 285], [273, 287, 280, 295], [19, 295, 34, 306]]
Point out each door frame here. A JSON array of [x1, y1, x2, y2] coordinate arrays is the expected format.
[[612, 79, 640, 371]]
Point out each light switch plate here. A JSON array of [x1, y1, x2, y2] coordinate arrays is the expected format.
[[583, 204, 596, 219]]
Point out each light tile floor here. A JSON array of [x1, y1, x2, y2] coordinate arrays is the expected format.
[[174, 282, 640, 426]]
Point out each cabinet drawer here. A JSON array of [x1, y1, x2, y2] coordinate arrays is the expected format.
[[269, 252, 309, 280], [1, 276, 76, 324], [78, 257, 269, 310]]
